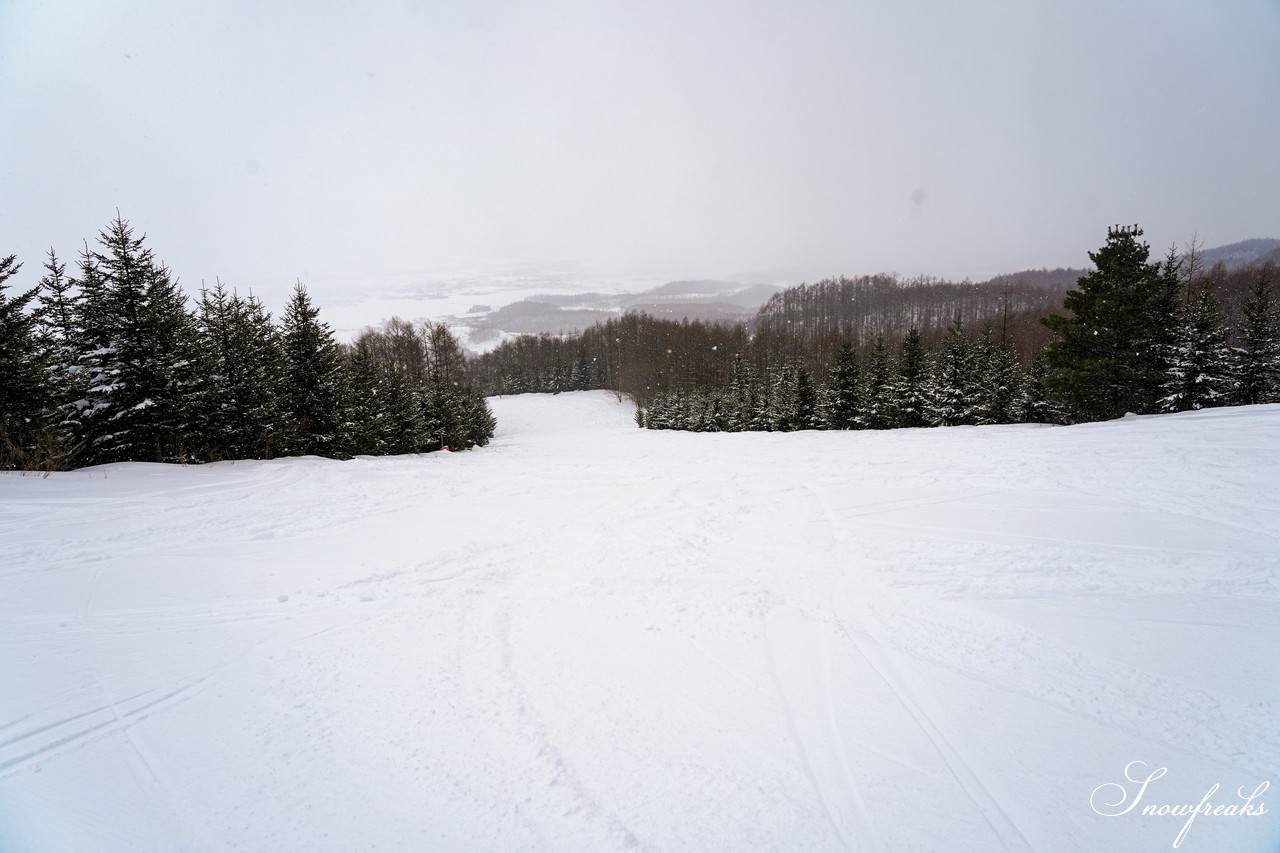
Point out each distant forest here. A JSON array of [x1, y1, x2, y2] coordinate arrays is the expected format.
[[473, 229, 1279, 432], [0, 216, 494, 471]]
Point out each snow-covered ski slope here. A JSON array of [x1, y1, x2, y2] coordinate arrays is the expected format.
[[2, 393, 1278, 852]]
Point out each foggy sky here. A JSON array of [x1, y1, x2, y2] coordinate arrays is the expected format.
[[2, 0, 1278, 303]]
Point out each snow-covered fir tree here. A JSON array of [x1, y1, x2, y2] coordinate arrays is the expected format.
[[280, 280, 348, 457], [1017, 347, 1060, 424], [891, 326, 929, 428], [926, 319, 978, 426], [860, 335, 895, 429], [1042, 225, 1168, 420], [1158, 283, 1234, 412], [75, 216, 202, 465], [421, 321, 495, 450], [820, 342, 861, 430], [192, 282, 287, 460], [342, 342, 395, 456], [974, 326, 1023, 425], [1233, 262, 1279, 405], [33, 250, 84, 428], [724, 353, 757, 432], [0, 255, 51, 468], [774, 362, 820, 431]]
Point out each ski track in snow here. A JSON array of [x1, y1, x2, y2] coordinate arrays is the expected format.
[[2, 394, 1279, 852]]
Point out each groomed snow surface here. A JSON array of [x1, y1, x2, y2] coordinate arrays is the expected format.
[[3, 393, 1278, 852]]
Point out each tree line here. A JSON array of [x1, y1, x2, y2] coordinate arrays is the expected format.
[[0, 215, 494, 471], [473, 225, 1279, 431]]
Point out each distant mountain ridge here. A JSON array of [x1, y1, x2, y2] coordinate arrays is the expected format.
[[456, 280, 785, 340], [1198, 238, 1280, 270], [456, 237, 1278, 349]]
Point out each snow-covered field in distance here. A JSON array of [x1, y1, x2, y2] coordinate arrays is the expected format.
[[293, 260, 789, 351], [2, 394, 1278, 852], [306, 260, 664, 343]]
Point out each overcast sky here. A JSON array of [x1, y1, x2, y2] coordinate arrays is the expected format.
[[2, 0, 1278, 302]]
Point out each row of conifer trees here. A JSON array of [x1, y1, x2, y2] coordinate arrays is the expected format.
[[643, 227, 1278, 433], [637, 323, 1055, 432], [476, 226, 1280, 431], [0, 216, 494, 470]]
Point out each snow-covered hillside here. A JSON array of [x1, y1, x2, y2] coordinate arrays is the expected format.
[[2, 394, 1277, 852]]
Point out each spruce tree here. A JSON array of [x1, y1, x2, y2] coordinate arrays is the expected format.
[[462, 387, 497, 446], [0, 255, 51, 468], [193, 283, 285, 459], [32, 249, 82, 464], [725, 353, 757, 432], [1043, 225, 1166, 421], [76, 216, 201, 464], [421, 321, 494, 450], [342, 342, 392, 455], [701, 391, 728, 432], [1234, 262, 1280, 405], [1018, 347, 1060, 423], [748, 369, 775, 432], [860, 335, 895, 429], [1141, 246, 1186, 411], [926, 318, 978, 426], [35, 249, 81, 394], [891, 326, 928, 428], [774, 362, 818, 431], [1158, 283, 1234, 412], [821, 342, 861, 430], [230, 293, 287, 457], [280, 280, 347, 457], [381, 370, 427, 453], [974, 326, 1022, 425]]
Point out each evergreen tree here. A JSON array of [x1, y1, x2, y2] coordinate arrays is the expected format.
[[1018, 347, 1060, 424], [926, 318, 978, 426], [568, 352, 589, 391], [891, 326, 928, 428], [748, 370, 775, 432], [724, 354, 757, 432], [229, 293, 287, 457], [76, 216, 201, 464], [342, 342, 393, 455], [860, 335, 895, 429], [795, 365, 819, 430], [1043, 225, 1167, 421], [421, 321, 494, 450], [0, 255, 52, 468], [1140, 246, 1187, 411], [974, 326, 1022, 425], [1234, 262, 1280, 405], [462, 386, 497, 446], [774, 362, 819, 431], [34, 250, 82, 398], [701, 390, 728, 432], [381, 370, 427, 453], [1158, 283, 1234, 412], [820, 342, 861, 430], [280, 280, 347, 457], [193, 283, 286, 459], [31, 249, 82, 464]]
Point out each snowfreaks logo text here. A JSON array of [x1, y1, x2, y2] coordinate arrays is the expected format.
[[1090, 761, 1269, 848]]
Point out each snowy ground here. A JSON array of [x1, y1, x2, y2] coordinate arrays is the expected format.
[[2, 393, 1278, 852]]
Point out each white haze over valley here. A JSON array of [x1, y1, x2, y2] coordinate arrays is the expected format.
[[2, 1, 1279, 305]]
